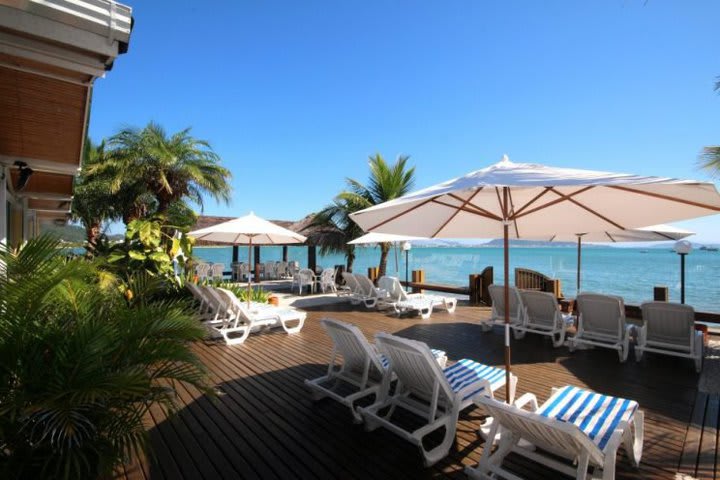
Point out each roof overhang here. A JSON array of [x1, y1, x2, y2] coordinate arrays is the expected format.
[[0, 0, 132, 223]]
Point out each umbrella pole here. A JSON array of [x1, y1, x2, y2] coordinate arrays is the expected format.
[[394, 242, 399, 277], [247, 236, 253, 308], [503, 221, 511, 403], [576, 236, 582, 296]]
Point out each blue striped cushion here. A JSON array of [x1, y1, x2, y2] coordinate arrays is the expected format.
[[378, 348, 446, 369], [536, 385, 638, 450], [443, 359, 507, 400]]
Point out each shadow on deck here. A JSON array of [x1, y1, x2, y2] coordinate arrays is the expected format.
[[119, 303, 710, 480]]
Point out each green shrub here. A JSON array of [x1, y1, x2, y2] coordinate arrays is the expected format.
[[0, 236, 211, 480]]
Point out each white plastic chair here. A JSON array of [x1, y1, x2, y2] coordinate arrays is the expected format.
[[466, 385, 644, 480], [482, 284, 526, 335], [195, 262, 210, 282], [304, 318, 447, 422], [264, 261, 276, 280], [293, 268, 315, 295], [637, 301, 703, 372], [518, 289, 574, 347], [317, 267, 338, 293], [359, 333, 517, 467], [211, 263, 224, 281], [570, 293, 633, 362]]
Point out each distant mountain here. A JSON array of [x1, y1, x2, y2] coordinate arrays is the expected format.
[[482, 238, 578, 248], [41, 224, 123, 244]]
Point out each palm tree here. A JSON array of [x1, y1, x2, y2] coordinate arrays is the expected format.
[[309, 194, 366, 272], [698, 79, 720, 177], [72, 139, 119, 255], [342, 154, 415, 278], [92, 122, 232, 223]]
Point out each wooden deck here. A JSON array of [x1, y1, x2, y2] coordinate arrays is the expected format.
[[118, 302, 714, 479]]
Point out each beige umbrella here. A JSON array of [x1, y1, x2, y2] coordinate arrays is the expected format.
[[350, 156, 720, 401], [538, 223, 695, 295], [189, 212, 307, 306]]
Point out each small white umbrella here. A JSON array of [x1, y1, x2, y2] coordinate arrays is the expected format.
[[537, 223, 695, 295], [348, 232, 427, 276], [189, 212, 307, 306], [350, 156, 720, 401]]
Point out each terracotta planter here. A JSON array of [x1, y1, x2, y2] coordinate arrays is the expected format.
[[268, 296, 279, 306]]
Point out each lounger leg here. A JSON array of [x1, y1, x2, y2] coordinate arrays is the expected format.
[[512, 326, 525, 340], [220, 326, 251, 345], [445, 299, 457, 314], [694, 333, 704, 373], [420, 414, 457, 467], [553, 325, 566, 348], [281, 317, 305, 334], [466, 423, 518, 480], [623, 410, 644, 467]]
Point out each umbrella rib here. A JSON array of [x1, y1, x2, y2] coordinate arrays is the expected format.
[[512, 187, 554, 218], [431, 198, 502, 221], [548, 187, 626, 230], [447, 191, 498, 219], [512, 186, 595, 220], [608, 185, 720, 212], [495, 187, 506, 219], [431, 189, 482, 237], [365, 196, 438, 231], [507, 188, 520, 238], [605, 232, 617, 242]]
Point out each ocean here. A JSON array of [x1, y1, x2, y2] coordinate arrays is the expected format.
[[194, 245, 720, 313]]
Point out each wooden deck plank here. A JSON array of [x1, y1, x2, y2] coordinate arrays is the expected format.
[[697, 394, 719, 480], [681, 391, 709, 477], [117, 302, 709, 479]]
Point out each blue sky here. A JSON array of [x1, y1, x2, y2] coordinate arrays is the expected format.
[[90, 1, 720, 242]]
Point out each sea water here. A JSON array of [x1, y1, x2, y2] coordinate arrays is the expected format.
[[194, 245, 720, 313]]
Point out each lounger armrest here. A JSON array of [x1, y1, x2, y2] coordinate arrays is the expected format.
[[513, 392, 539, 412]]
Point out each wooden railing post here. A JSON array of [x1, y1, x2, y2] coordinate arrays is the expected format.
[[654, 286, 669, 302], [480, 266, 493, 305], [411, 269, 425, 293], [334, 265, 345, 285], [368, 267, 379, 283], [469, 274, 482, 305]]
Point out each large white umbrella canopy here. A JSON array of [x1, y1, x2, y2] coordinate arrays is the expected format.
[[189, 212, 307, 305], [350, 156, 720, 401], [536, 224, 695, 294]]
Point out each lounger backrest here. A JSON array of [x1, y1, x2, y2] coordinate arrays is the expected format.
[[320, 318, 384, 375], [641, 301, 695, 346], [342, 272, 360, 293], [355, 274, 377, 296], [375, 332, 454, 403], [576, 293, 625, 337], [488, 284, 523, 319], [520, 290, 558, 327], [475, 395, 604, 464], [186, 282, 203, 301], [377, 276, 403, 301]]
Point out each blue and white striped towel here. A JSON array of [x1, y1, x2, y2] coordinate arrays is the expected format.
[[379, 348, 446, 369], [443, 359, 507, 400], [537, 385, 638, 450]]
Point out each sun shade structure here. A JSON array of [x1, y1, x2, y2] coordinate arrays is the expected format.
[[350, 156, 720, 401], [539, 223, 695, 294], [189, 212, 307, 305]]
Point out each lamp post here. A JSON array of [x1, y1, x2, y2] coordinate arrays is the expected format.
[[673, 240, 692, 304], [402, 241, 412, 292]]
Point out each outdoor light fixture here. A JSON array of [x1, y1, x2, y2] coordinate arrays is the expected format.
[[673, 240, 693, 304], [14, 161, 33, 190], [402, 241, 412, 292]]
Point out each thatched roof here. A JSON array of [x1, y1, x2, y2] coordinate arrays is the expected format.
[[191, 215, 310, 246]]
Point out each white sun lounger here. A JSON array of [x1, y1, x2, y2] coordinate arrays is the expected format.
[[353, 274, 388, 309], [570, 293, 633, 362], [377, 276, 434, 319], [341, 272, 364, 305], [359, 333, 517, 466], [466, 385, 644, 480], [517, 290, 574, 347], [482, 284, 526, 335], [304, 318, 447, 422], [636, 301, 703, 372], [209, 288, 306, 345]]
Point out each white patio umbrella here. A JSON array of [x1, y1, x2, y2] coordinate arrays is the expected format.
[[350, 156, 720, 401], [348, 232, 427, 276], [538, 223, 694, 295], [189, 212, 307, 306]]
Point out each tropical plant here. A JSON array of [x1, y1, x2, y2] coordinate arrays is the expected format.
[[104, 217, 194, 287], [71, 139, 119, 256], [308, 195, 366, 272], [0, 236, 210, 480], [340, 154, 415, 277], [698, 79, 720, 177], [91, 122, 232, 224], [199, 280, 271, 303]]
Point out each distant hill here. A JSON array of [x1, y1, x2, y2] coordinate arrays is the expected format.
[[482, 238, 578, 248], [41, 224, 123, 244]]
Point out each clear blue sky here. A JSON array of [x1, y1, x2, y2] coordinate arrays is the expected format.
[[89, 1, 720, 242]]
